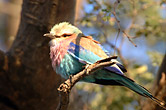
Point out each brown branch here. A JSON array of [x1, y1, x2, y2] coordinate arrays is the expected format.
[[142, 54, 166, 110], [111, 0, 137, 47], [56, 56, 117, 110], [0, 0, 77, 110], [101, 29, 128, 68], [106, 41, 128, 68], [0, 50, 7, 71], [122, 30, 137, 47], [113, 28, 121, 55]]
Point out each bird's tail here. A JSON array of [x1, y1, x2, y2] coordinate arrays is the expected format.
[[117, 75, 166, 109]]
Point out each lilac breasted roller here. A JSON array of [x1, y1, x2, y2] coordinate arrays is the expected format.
[[44, 22, 165, 108]]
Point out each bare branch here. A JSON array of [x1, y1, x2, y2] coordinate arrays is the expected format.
[[111, 0, 137, 47], [101, 30, 128, 68], [56, 56, 117, 110], [122, 30, 137, 47], [106, 41, 128, 68], [0, 0, 77, 110], [142, 54, 166, 110], [0, 50, 8, 72]]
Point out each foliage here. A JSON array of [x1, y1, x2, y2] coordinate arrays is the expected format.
[[75, 0, 166, 109]]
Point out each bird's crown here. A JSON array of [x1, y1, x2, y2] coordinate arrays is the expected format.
[[50, 22, 82, 36]]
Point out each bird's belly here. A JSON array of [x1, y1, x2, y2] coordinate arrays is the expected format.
[[55, 53, 85, 79]]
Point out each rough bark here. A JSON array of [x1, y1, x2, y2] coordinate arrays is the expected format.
[[142, 54, 166, 110], [0, 0, 76, 110]]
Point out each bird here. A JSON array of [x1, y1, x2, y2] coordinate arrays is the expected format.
[[44, 22, 166, 108]]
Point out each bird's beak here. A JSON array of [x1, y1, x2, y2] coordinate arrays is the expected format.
[[43, 33, 55, 39]]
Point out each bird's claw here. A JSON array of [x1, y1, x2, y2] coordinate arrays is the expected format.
[[58, 82, 70, 93], [85, 64, 91, 75]]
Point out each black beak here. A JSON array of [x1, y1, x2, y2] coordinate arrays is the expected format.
[[43, 33, 55, 39]]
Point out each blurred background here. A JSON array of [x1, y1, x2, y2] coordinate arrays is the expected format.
[[0, 0, 166, 110], [0, 0, 21, 51]]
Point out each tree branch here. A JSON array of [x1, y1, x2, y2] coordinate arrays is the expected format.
[[111, 0, 137, 47], [56, 56, 117, 110], [0, 0, 77, 110], [0, 50, 6, 71], [0, 50, 5, 66], [142, 54, 166, 110]]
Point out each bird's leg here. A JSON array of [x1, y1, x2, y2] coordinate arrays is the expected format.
[[69, 75, 73, 85], [57, 75, 74, 93]]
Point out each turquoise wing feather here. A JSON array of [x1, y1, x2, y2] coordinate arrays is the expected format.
[[66, 38, 159, 103], [67, 42, 124, 75]]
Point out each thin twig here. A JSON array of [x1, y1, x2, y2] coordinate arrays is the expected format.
[[106, 41, 128, 68], [111, 0, 137, 47], [113, 28, 120, 55], [101, 30, 128, 68], [122, 30, 137, 47]]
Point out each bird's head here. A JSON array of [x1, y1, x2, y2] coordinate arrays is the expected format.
[[44, 22, 82, 39]]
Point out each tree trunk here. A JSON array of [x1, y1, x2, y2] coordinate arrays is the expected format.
[[142, 54, 166, 110], [0, 0, 76, 110]]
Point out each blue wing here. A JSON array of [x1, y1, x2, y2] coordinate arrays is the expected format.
[[97, 43, 127, 73], [67, 42, 125, 75]]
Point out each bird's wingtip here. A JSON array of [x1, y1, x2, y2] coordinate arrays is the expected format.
[[150, 96, 166, 109]]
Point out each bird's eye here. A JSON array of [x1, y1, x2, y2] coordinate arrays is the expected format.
[[62, 34, 71, 37]]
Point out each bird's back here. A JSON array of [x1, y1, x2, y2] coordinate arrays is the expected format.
[[71, 35, 108, 58]]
